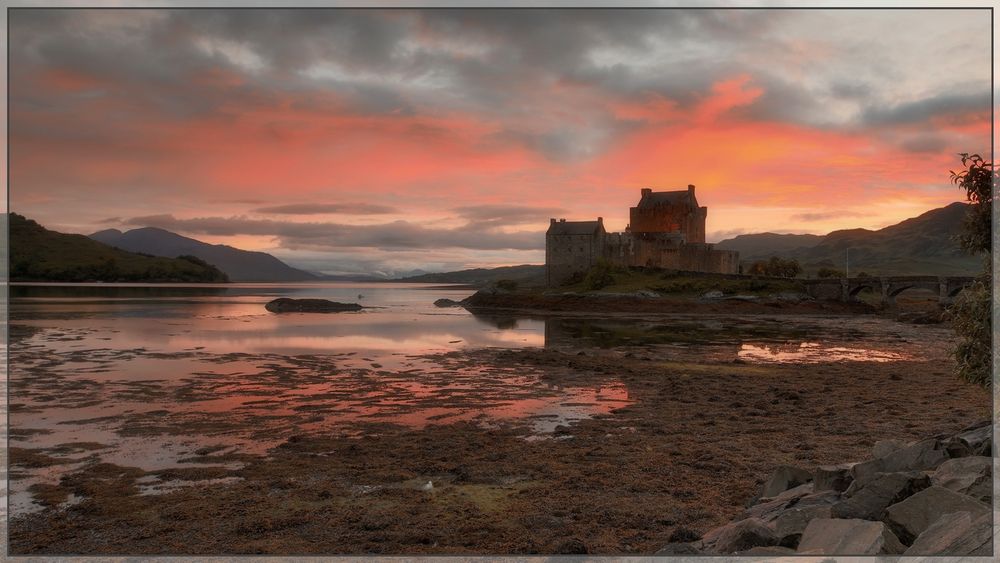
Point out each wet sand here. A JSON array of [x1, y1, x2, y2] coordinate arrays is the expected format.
[[9, 337, 990, 555]]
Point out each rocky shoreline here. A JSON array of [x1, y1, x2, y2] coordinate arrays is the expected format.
[[458, 286, 876, 315], [660, 419, 993, 556]]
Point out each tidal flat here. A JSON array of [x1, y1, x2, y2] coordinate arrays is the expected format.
[[6, 283, 990, 555]]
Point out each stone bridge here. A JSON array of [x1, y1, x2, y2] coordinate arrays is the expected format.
[[803, 276, 976, 306]]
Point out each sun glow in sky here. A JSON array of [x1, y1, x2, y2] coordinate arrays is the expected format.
[[9, 8, 991, 276]]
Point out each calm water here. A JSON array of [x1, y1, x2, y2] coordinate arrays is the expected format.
[[6, 282, 950, 515]]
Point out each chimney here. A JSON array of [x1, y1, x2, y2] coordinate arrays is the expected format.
[[641, 188, 652, 197], [688, 184, 696, 194], [597, 216, 603, 224], [560, 218, 566, 222], [550, 218, 556, 225]]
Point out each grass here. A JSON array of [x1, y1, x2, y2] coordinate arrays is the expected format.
[[558, 267, 805, 296]]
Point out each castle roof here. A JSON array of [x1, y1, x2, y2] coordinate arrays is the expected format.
[[546, 219, 605, 235], [636, 186, 699, 209]]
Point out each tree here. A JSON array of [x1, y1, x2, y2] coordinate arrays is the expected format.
[[950, 153, 992, 254], [817, 267, 845, 279], [949, 153, 992, 387], [749, 256, 802, 278]]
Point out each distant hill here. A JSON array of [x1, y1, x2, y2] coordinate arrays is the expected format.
[[396, 264, 545, 287], [715, 232, 823, 257], [10, 214, 229, 283], [90, 227, 318, 282], [716, 202, 983, 275]]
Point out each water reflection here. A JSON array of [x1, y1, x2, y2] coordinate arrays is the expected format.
[[738, 343, 907, 363]]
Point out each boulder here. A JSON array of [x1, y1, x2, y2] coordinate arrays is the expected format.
[[813, 464, 853, 492], [852, 439, 949, 485], [872, 439, 907, 459], [432, 298, 463, 308], [736, 545, 797, 555], [954, 421, 992, 456], [742, 488, 839, 523], [932, 456, 992, 502], [831, 470, 930, 521], [904, 511, 992, 556], [772, 504, 832, 548], [882, 486, 990, 544], [701, 290, 724, 300], [760, 467, 813, 498], [700, 518, 777, 554], [264, 298, 362, 313], [797, 518, 905, 555], [654, 543, 701, 555]]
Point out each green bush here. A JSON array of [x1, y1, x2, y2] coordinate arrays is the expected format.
[[748, 256, 803, 278], [951, 277, 992, 387], [583, 259, 622, 290], [495, 279, 519, 291], [817, 267, 845, 278]]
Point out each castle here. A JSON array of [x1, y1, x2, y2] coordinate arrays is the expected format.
[[545, 185, 740, 286]]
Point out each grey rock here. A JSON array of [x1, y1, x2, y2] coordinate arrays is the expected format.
[[773, 504, 832, 548], [797, 518, 905, 555], [761, 467, 813, 498], [814, 464, 854, 492], [955, 421, 992, 456], [264, 298, 362, 313], [701, 290, 724, 300], [852, 439, 949, 485], [700, 518, 777, 554], [831, 470, 931, 521], [654, 542, 701, 555], [872, 439, 908, 459], [432, 298, 463, 308], [904, 511, 993, 556], [932, 456, 992, 502], [742, 488, 839, 524], [882, 485, 990, 544], [737, 545, 797, 555]]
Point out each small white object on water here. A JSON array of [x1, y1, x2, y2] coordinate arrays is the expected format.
[[422, 480, 434, 491]]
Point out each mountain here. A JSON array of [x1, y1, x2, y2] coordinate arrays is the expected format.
[[396, 264, 545, 287], [716, 202, 983, 275], [715, 233, 824, 257], [10, 214, 229, 283], [90, 227, 317, 282]]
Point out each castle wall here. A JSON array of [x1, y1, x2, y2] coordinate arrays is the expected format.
[[545, 232, 604, 285]]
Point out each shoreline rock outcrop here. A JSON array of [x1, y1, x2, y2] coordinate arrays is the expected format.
[[658, 419, 992, 556], [264, 298, 363, 313]]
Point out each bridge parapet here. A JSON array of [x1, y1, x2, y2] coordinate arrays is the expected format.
[[802, 276, 975, 306]]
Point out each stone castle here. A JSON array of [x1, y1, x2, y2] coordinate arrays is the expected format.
[[545, 185, 740, 286]]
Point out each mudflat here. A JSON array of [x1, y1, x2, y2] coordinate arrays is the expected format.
[[9, 339, 989, 555]]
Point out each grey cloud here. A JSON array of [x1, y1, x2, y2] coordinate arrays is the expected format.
[[124, 214, 544, 251], [791, 210, 869, 222], [861, 91, 990, 126], [900, 135, 949, 154], [254, 203, 398, 215], [452, 204, 566, 227]]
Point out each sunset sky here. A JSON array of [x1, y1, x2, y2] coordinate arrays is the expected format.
[[9, 7, 992, 276]]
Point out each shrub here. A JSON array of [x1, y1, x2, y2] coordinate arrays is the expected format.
[[583, 259, 621, 290], [495, 279, 519, 291], [949, 152, 992, 387], [817, 267, 845, 278], [951, 278, 992, 387], [748, 256, 802, 278]]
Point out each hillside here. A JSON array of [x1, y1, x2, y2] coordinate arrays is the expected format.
[[10, 214, 229, 283], [715, 232, 823, 257], [716, 203, 983, 275], [396, 264, 545, 287], [90, 227, 317, 282]]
